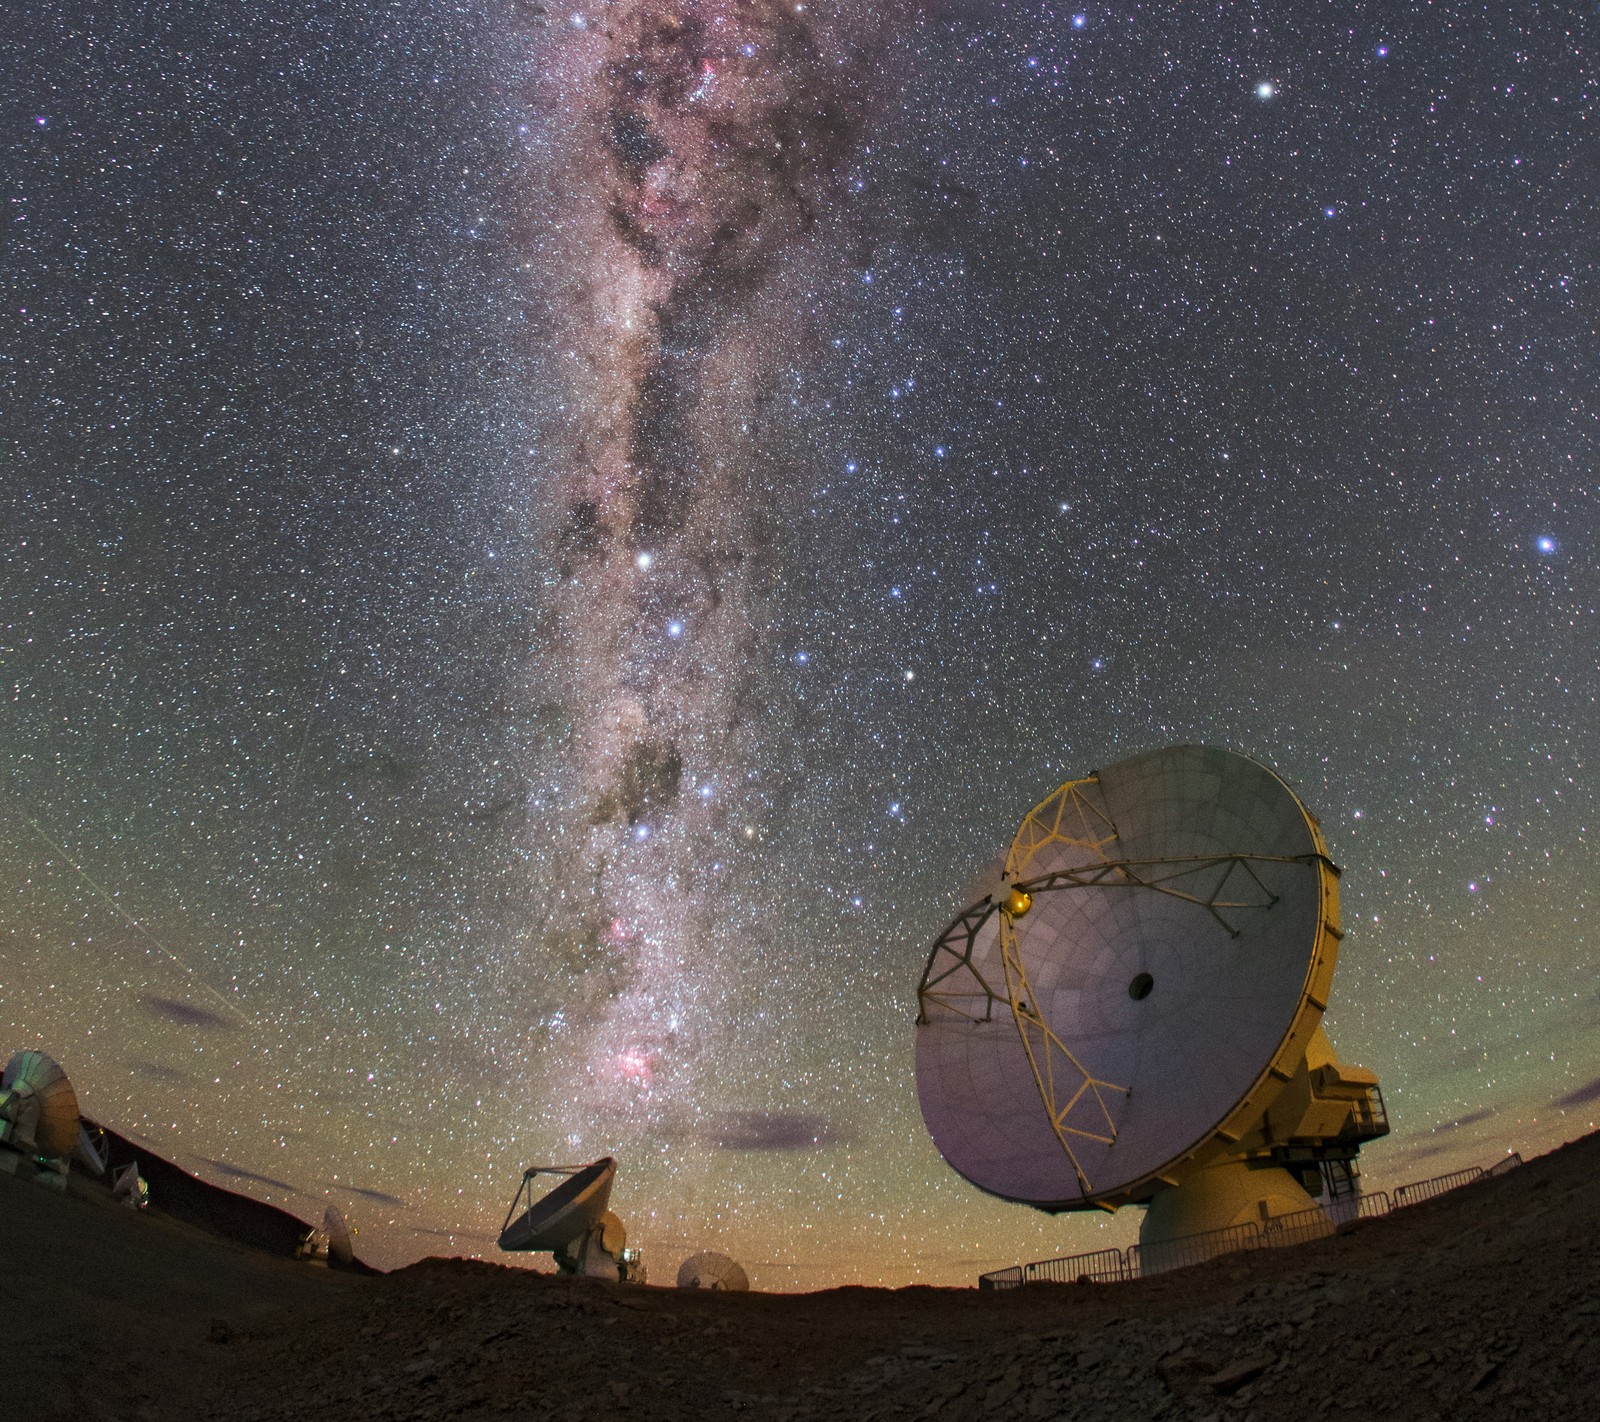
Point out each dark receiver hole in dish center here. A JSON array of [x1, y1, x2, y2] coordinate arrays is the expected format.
[[1128, 972, 1155, 1001]]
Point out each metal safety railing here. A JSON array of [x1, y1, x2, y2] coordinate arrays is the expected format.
[[1256, 1205, 1339, 1249], [1128, 1222, 1259, 1278], [977, 1153, 1521, 1289], [1391, 1166, 1482, 1207], [1020, 1246, 1132, 1285]]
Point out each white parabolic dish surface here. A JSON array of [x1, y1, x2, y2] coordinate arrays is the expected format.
[[915, 746, 1331, 1209]]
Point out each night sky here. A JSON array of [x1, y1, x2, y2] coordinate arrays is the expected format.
[[3, 1, 1596, 1288]]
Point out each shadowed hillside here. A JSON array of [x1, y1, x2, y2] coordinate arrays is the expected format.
[[6, 1128, 1598, 1421]]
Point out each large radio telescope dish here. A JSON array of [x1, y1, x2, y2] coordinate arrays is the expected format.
[[915, 746, 1387, 1250]]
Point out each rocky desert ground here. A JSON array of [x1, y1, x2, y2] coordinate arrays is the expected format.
[[6, 1128, 1597, 1421]]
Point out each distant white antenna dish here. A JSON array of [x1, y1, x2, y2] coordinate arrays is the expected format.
[[324, 1205, 355, 1266], [111, 1161, 150, 1210], [0, 1050, 83, 1190], [915, 746, 1388, 1266], [498, 1157, 642, 1282], [298, 1204, 357, 1266], [676, 1251, 749, 1292]]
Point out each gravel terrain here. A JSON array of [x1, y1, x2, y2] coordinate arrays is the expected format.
[[7, 1130, 1597, 1421]]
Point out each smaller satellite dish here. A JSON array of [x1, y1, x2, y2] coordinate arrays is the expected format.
[[111, 1161, 150, 1210], [324, 1205, 356, 1266], [0, 1050, 83, 1188], [676, 1252, 749, 1292], [499, 1158, 616, 1252], [498, 1157, 641, 1281], [297, 1204, 358, 1267]]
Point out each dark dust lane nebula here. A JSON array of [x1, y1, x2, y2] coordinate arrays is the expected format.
[[516, 4, 911, 1129]]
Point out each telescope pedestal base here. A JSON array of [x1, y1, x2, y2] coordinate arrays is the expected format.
[[554, 1224, 623, 1281], [1138, 1158, 1319, 1272]]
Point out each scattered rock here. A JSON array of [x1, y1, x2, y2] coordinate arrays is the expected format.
[[1467, 1360, 1502, 1393], [1157, 1348, 1219, 1396], [1203, 1356, 1274, 1395]]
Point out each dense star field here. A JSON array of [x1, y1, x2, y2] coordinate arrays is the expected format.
[[2, 2, 1595, 1287]]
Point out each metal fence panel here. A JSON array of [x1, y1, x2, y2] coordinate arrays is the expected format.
[[1357, 1190, 1392, 1218], [1257, 1206, 1338, 1250], [1022, 1247, 1131, 1285], [1128, 1222, 1259, 1278], [1391, 1166, 1483, 1208]]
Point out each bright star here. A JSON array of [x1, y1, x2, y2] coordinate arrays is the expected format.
[[635, 551, 654, 570], [667, 620, 684, 639], [1536, 536, 1556, 554], [1257, 81, 1277, 99]]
